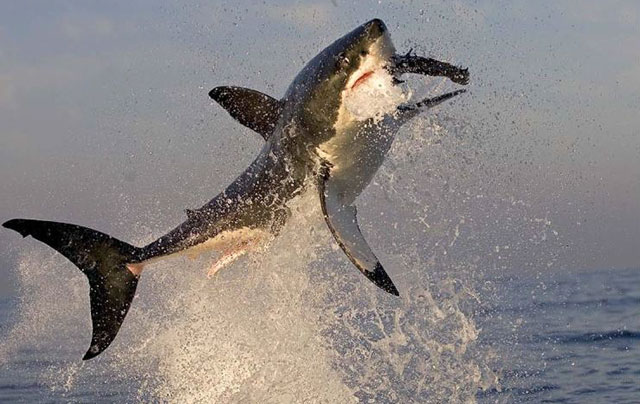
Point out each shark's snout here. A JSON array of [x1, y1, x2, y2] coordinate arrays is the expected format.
[[364, 18, 387, 37]]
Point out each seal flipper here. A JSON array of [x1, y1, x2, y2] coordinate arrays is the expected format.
[[2, 218, 141, 360], [209, 86, 283, 140], [389, 52, 469, 85], [318, 173, 400, 296], [396, 89, 467, 123]]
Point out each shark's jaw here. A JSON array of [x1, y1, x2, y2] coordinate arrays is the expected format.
[[338, 33, 409, 125], [316, 31, 406, 170], [345, 31, 394, 92]]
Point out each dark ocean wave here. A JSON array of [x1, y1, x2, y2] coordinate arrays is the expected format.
[[477, 384, 560, 398], [477, 296, 640, 318], [545, 330, 640, 344], [534, 296, 640, 310]]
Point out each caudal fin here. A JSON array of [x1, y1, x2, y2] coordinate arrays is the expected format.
[[3, 218, 142, 360]]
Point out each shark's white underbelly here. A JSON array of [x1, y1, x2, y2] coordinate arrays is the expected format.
[[318, 115, 399, 204], [181, 227, 272, 259], [131, 227, 273, 275], [318, 57, 407, 204]]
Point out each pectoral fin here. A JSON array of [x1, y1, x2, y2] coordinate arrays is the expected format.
[[318, 172, 399, 296], [209, 86, 283, 140]]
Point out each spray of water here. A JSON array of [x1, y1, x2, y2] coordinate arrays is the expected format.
[[343, 68, 410, 122], [0, 75, 507, 402], [2, 191, 495, 402]]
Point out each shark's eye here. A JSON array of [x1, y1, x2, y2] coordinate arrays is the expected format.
[[336, 53, 350, 69]]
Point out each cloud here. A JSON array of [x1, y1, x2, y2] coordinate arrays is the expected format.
[[264, 2, 334, 29], [59, 15, 115, 40], [617, 65, 640, 96], [0, 75, 15, 110], [565, 0, 639, 26]]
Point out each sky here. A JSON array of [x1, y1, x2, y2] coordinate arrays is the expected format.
[[0, 0, 638, 297]]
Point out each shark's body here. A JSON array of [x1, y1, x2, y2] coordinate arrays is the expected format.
[[3, 19, 468, 359]]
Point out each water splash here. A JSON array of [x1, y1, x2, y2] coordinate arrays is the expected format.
[[1, 111, 501, 403], [343, 68, 410, 122], [127, 191, 355, 402]]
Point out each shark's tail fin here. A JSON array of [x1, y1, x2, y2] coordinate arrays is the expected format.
[[3, 218, 142, 360]]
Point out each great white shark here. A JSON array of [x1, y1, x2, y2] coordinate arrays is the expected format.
[[3, 19, 469, 360]]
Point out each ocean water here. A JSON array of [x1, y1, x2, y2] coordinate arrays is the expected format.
[[1, 236, 638, 403], [477, 266, 640, 403], [1, 106, 638, 402], [0, 190, 487, 403]]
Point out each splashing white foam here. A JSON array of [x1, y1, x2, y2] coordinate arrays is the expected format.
[[342, 68, 410, 122], [134, 190, 355, 402], [1, 118, 500, 402]]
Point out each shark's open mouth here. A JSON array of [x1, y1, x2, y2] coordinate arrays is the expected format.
[[343, 66, 410, 122], [342, 50, 469, 123], [351, 71, 375, 90]]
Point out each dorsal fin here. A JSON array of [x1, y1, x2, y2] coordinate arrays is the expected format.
[[209, 86, 283, 140]]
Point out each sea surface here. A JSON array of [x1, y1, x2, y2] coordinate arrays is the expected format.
[[1, 263, 638, 403], [477, 266, 640, 403]]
